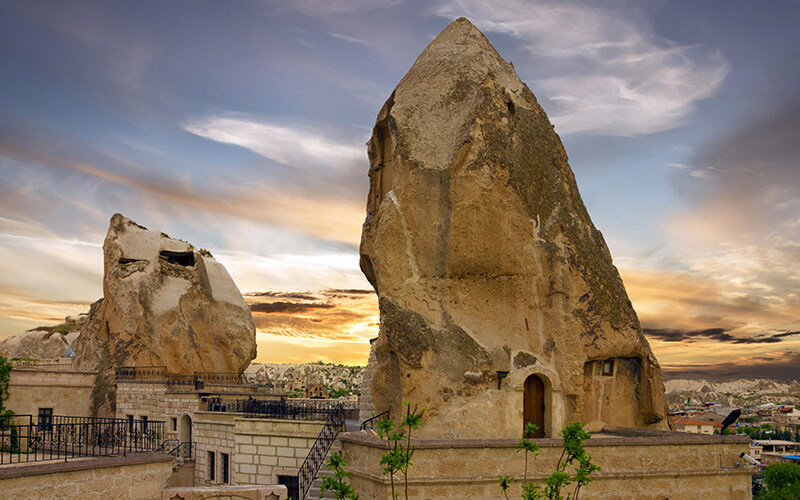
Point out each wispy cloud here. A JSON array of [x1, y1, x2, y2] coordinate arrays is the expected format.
[[183, 114, 365, 172], [645, 327, 800, 345], [662, 351, 800, 381], [435, 0, 729, 136], [329, 32, 370, 46], [244, 288, 378, 362]]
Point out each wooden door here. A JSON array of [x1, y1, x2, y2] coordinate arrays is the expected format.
[[523, 374, 545, 437]]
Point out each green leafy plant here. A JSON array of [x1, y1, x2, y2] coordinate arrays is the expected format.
[[0, 356, 16, 452], [500, 421, 598, 500], [376, 401, 426, 500], [757, 462, 800, 499], [499, 475, 514, 500], [517, 422, 541, 483], [319, 451, 361, 500]]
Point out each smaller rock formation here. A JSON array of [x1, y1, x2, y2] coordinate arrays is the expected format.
[[0, 327, 80, 359], [73, 214, 257, 415], [0, 321, 81, 359]]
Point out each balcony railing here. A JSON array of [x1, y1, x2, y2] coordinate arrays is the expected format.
[[0, 415, 165, 465], [115, 366, 243, 386]]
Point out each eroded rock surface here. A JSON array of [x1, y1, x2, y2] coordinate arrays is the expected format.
[[360, 18, 669, 438], [0, 328, 79, 359], [73, 214, 256, 415]]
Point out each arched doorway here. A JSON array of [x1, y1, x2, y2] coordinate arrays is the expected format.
[[523, 374, 545, 437], [179, 414, 192, 444]]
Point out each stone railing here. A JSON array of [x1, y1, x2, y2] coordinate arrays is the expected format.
[[11, 358, 75, 370], [115, 366, 243, 385]]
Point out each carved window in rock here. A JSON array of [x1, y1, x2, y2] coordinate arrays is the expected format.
[[602, 359, 615, 376], [159, 250, 195, 266]]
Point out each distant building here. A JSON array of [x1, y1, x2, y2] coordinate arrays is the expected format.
[[305, 383, 327, 399], [673, 417, 722, 435], [753, 439, 800, 464]]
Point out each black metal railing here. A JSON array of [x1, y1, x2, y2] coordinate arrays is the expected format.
[[360, 408, 391, 431], [235, 399, 340, 422], [298, 404, 345, 500], [0, 415, 165, 465], [168, 441, 194, 459]]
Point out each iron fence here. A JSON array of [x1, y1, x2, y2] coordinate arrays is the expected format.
[[0, 415, 164, 465], [235, 399, 339, 421]]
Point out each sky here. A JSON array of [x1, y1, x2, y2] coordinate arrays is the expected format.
[[1, 1, 798, 379]]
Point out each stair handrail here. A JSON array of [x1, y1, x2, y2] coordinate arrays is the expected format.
[[168, 441, 194, 459], [297, 403, 344, 499], [359, 408, 391, 431]]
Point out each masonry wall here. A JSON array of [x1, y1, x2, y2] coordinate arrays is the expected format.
[[194, 411, 236, 486], [116, 383, 211, 442], [233, 418, 325, 485], [191, 412, 327, 487], [341, 428, 753, 500], [7, 369, 95, 418], [0, 453, 173, 500]]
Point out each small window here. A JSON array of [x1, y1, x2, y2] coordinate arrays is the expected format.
[[171, 417, 178, 431], [159, 250, 195, 266], [208, 451, 216, 481], [128, 415, 135, 433], [141, 415, 148, 432], [221, 452, 230, 484], [602, 359, 614, 376], [38, 408, 53, 431]]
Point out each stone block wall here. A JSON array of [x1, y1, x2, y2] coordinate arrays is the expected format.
[[194, 411, 236, 485], [341, 427, 753, 499], [7, 368, 95, 417], [233, 418, 325, 485]]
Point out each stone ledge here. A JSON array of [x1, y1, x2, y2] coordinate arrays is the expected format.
[[339, 426, 750, 449], [0, 452, 174, 479], [348, 466, 754, 485]]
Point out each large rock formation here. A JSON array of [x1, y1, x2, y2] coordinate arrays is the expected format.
[[73, 214, 256, 415], [360, 18, 669, 439]]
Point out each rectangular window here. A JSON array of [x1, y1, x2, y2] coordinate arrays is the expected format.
[[601, 359, 615, 376], [38, 408, 53, 431], [141, 415, 148, 433], [278, 475, 299, 500], [171, 417, 177, 431], [128, 415, 134, 433], [208, 451, 216, 481], [221, 452, 230, 484]]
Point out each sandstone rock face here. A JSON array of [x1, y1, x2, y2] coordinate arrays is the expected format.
[[360, 18, 669, 439], [73, 214, 256, 414]]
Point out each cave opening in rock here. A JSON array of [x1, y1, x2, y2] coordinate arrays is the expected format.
[[159, 250, 195, 266]]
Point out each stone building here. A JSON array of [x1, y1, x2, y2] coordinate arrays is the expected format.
[[5, 358, 95, 422]]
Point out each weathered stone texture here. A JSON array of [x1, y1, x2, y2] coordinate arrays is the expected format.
[[0, 454, 174, 500], [360, 18, 668, 438], [72, 214, 256, 415]]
